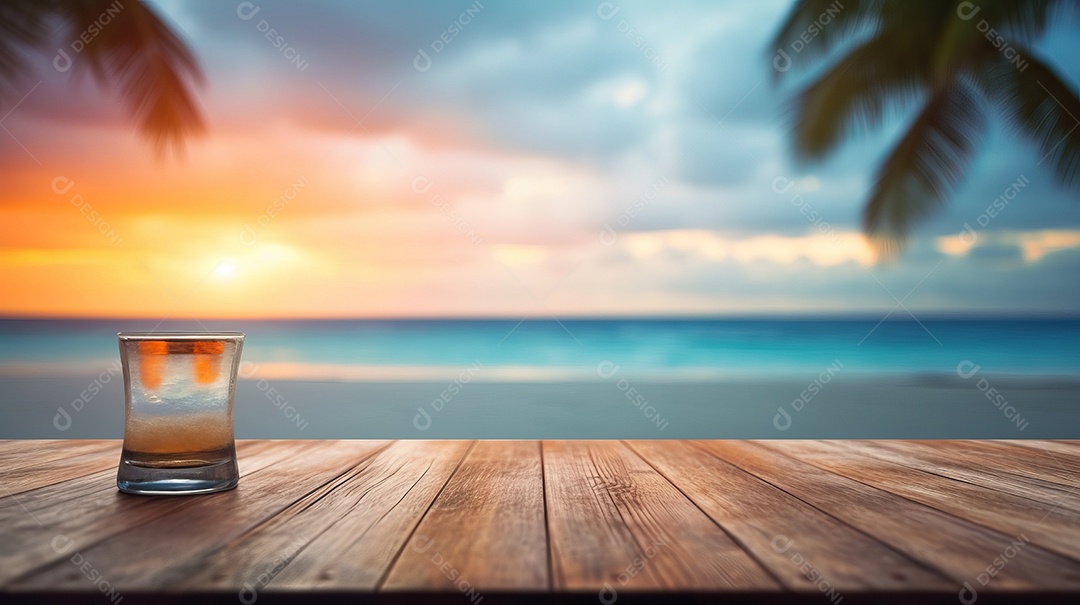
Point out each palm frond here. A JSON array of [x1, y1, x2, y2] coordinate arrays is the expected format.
[[973, 0, 1078, 43], [0, 0, 50, 94], [768, 0, 882, 81], [863, 83, 986, 254], [932, 0, 1077, 85], [791, 28, 927, 161], [931, 8, 995, 86], [62, 0, 205, 155], [977, 54, 1080, 190]]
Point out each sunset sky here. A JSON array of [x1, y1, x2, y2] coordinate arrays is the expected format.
[[2, 0, 1079, 318]]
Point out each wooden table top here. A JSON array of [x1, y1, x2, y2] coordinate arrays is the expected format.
[[2, 439, 1079, 604]]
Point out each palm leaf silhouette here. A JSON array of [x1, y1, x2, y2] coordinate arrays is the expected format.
[[773, 0, 1080, 255], [863, 83, 985, 255], [1, 0, 204, 155], [0, 0, 49, 85]]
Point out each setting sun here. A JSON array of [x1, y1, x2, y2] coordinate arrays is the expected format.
[[216, 262, 236, 279]]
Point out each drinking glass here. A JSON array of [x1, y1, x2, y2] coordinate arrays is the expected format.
[[116, 332, 244, 495]]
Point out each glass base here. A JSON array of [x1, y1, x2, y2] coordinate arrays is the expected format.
[[117, 447, 239, 496]]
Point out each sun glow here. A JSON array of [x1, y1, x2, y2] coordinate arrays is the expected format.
[[215, 262, 236, 279]]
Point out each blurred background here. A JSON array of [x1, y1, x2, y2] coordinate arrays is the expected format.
[[1, 0, 1078, 439]]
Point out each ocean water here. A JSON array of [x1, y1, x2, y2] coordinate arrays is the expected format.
[[2, 317, 1078, 380], [2, 317, 1078, 439]]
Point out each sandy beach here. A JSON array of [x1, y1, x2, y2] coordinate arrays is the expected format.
[[3, 373, 1077, 440]]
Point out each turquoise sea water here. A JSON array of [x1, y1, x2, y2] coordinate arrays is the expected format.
[[1, 317, 1078, 379], [1, 318, 1078, 439]]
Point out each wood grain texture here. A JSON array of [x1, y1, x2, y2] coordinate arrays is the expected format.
[[702, 440, 1080, 589], [0, 440, 282, 587], [172, 440, 472, 591], [383, 440, 547, 591], [269, 440, 472, 590], [544, 440, 779, 591], [9, 441, 389, 590], [628, 440, 950, 591], [846, 440, 1080, 511], [0, 440, 116, 473], [2, 442, 119, 497], [1, 439, 1079, 599], [773, 440, 1080, 562]]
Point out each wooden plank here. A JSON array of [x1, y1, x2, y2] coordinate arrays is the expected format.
[[383, 440, 548, 592], [2, 446, 119, 497], [1002, 441, 1080, 483], [985, 440, 1080, 481], [0, 440, 279, 533], [544, 440, 662, 590], [4, 439, 1080, 597], [0, 441, 279, 531], [913, 440, 1080, 487], [9, 441, 389, 590], [544, 440, 781, 591], [772, 440, 1080, 562], [178, 440, 471, 592], [0, 439, 37, 455], [852, 440, 1080, 510], [0, 440, 306, 587], [269, 440, 471, 590], [1, 440, 279, 498], [701, 440, 1080, 589], [628, 440, 949, 591], [0, 439, 79, 457], [0, 440, 116, 471]]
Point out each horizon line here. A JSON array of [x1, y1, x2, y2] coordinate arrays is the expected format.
[[2, 311, 1079, 322]]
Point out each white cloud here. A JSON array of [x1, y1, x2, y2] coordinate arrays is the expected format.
[[937, 229, 1080, 262], [619, 229, 875, 266]]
